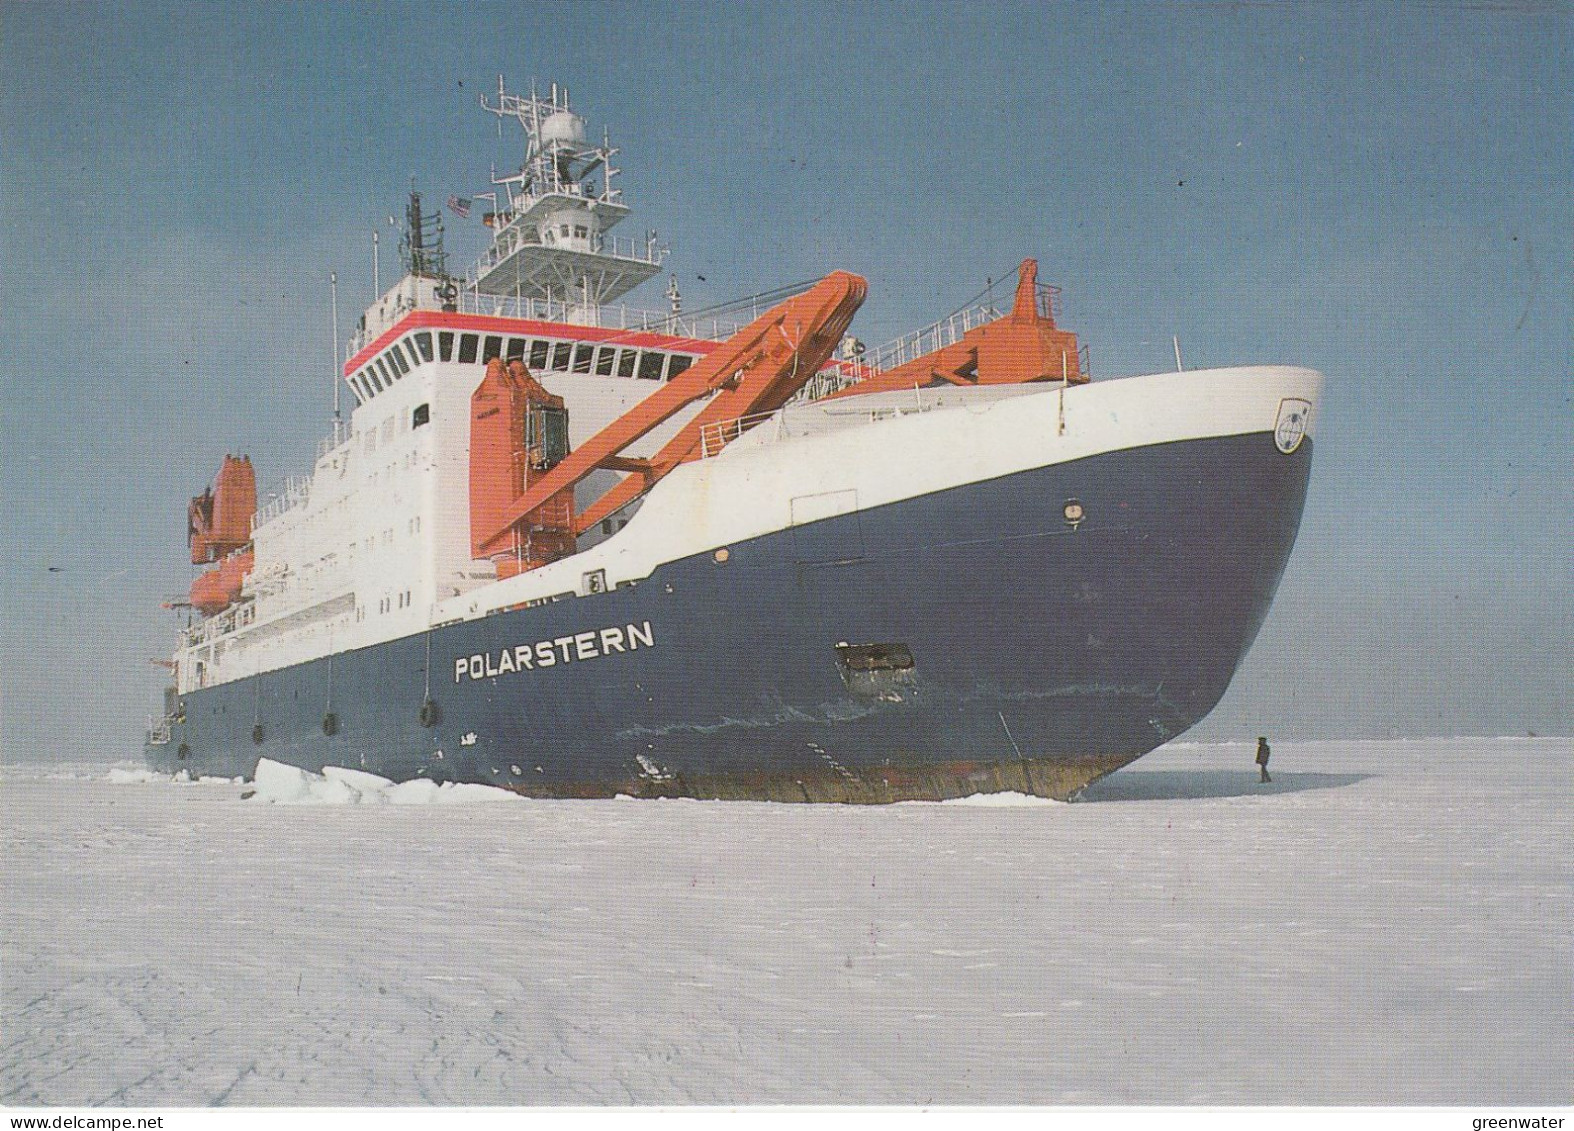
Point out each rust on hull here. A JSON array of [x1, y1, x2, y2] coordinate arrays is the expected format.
[[500, 753, 1139, 804]]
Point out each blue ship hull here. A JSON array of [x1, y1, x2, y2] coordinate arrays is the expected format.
[[147, 432, 1312, 801]]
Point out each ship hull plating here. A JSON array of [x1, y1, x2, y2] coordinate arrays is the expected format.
[[148, 432, 1313, 801]]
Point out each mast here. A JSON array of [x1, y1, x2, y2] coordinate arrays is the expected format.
[[467, 78, 663, 323], [329, 271, 341, 425]]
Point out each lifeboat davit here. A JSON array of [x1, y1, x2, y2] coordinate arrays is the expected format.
[[469, 357, 577, 579], [189, 455, 256, 565], [187, 456, 257, 615]]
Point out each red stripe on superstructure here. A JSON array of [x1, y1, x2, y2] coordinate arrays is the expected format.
[[344, 310, 722, 375]]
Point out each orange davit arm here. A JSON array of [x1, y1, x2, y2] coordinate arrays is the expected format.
[[188, 455, 256, 564], [475, 269, 867, 558], [827, 259, 1084, 399]]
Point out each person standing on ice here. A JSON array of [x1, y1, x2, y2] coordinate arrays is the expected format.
[[1255, 736, 1272, 784]]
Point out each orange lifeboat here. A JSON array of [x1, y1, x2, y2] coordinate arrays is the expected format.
[[190, 549, 254, 617]]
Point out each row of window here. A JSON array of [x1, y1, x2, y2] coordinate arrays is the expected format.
[[348, 330, 699, 403]]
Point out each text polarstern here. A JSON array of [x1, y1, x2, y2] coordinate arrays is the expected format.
[[454, 620, 655, 682]]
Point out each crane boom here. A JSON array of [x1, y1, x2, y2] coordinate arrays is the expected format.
[[474, 269, 867, 559]]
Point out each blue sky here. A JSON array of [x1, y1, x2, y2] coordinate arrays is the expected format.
[[1, 0, 1569, 760]]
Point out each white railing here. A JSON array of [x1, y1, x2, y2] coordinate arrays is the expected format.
[[462, 227, 662, 291], [600, 232, 663, 264], [253, 475, 311, 530], [315, 419, 352, 461], [864, 301, 1003, 372], [455, 289, 747, 341], [859, 283, 1063, 374], [180, 599, 257, 649], [699, 411, 777, 458], [797, 365, 866, 403]]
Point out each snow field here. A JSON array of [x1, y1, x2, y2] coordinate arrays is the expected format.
[[2, 739, 1568, 1105]]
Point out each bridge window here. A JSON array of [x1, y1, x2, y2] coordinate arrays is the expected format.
[[668, 354, 694, 379], [482, 335, 503, 363], [638, 351, 665, 380], [367, 367, 384, 394], [397, 341, 416, 370], [387, 347, 408, 377], [571, 343, 594, 373], [550, 341, 572, 371], [594, 346, 615, 375], [617, 349, 637, 378], [457, 333, 479, 364], [529, 340, 550, 369], [438, 331, 454, 362], [506, 337, 526, 363], [414, 332, 434, 363]]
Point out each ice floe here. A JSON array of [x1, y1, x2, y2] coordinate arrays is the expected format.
[[248, 758, 523, 805]]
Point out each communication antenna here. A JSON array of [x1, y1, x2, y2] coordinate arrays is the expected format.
[[372, 230, 380, 296]]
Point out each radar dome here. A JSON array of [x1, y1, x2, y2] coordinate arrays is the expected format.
[[540, 111, 587, 147]]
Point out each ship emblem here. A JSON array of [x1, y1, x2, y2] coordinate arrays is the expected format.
[[1274, 398, 1311, 454]]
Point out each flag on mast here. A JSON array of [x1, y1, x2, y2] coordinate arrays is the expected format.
[[446, 196, 472, 219]]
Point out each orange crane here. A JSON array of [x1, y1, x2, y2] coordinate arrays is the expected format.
[[472, 270, 867, 568], [826, 258, 1085, 398]]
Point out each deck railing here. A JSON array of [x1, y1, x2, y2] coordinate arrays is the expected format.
[[462, 228, 662, 293], [315, 419, 352, 460], [452, 290, 746, 342], [253, 475, 311, 531], [698, 411, 777, 458]]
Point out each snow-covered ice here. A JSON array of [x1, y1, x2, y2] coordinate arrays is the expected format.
[[247, 759, 525, 806], [2, 738, 1568, 1105]]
